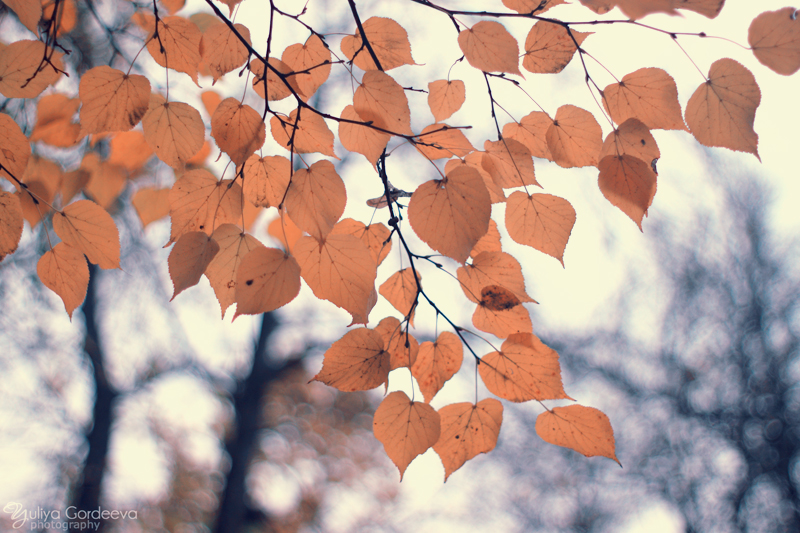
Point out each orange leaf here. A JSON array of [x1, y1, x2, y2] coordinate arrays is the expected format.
[[233, 246, 302, 318], [472, 298, 532, 338], [16, 156, 60, 227], [211, 97, 266, 166], [597, 154, 657, 230], [581, 0, 677, 19], [0, 113, 31, 184], [411, 331, 463, 403], [168, 169, 243, 244], [482, 138, 539, 188], [479, 332, 570, 401], [242, 154, 290, 208], [146, 16, 202, 84], [83, 159, 126, 210], [168, 231, 220, 300], [338, 105, 391, 167], [373, 390, 441, 480], [433, 399, 503, 481], [749, 8, 800, 76], [285, 160, 346, 241], [3, 0, 42, 32], [53, 199, 120, 269], [505, 191, 575, 265], [270, 108, 337, 158], [107, 131, 154, 172], [37, 243, 88, 318], [427, 79, 466, 123], [415, 124, 475, 161], [313, 328, 390, 391], [523, 21, 591, 74], [457, 251, 534, 305], [201, 90, 222, 116], [458, 20, 522, 75], [354, 70, 412, 136], [503, 111, 553, 160], [445, 155, 505, 204], [546, 104, 602, 168], [0, 40, 63, 98], [203, 224, 264, 317], [379, 268, 420, 325], [61, 169, 89, 206], [215, 0, 240, 16], [599, 118, 660, 164], [132, 187, 171, 228], [408, 164, 491, 264], [686, 58, 762, 158], [267, 212, 304, 252], [503, 0, 566, 14], [30, 94, 80, 147], [602, 68, 686, 131], [282, 34, 331, 99], [677, 0, 724, 18], [470, 219, 502, 259], [142, 94, 205, 170], [250, 56, 302, 101], [294, 233, 377, 325], [341, 17, 415, 71], [536, 405, 619, 464], [200, 22, 251, 83], [374, 316, 420, 370], [330, 218, 392, 266], [0, 191, 23, 262]]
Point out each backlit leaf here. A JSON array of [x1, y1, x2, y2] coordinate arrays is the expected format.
[[379, 268, 420, 325], [457, 251, 534, 305], [523, 21, 591, 74], [411, 331, 463, 403], [408, 164, 491, 264], [250, 56, 302, 101], [373, 391, 441, 480], [330, 218, 392, 266], [505, 191, 575, 265], [374, 316, 420, 370], [503, 111, 553, 160], [354, 70, 412, 136], [211, 97, 266, 166], [132, 187, 170, 228], [458, 20, 522, 75], [433, 399, 503, 481], [748, 8, 800, 76], [546, 105, 602, 168], [147, 16, 202, 84], [676, 0, 724, 18], [234, 246, 302, 318], [602, 68, 686, 131], [427, 79, 466, 122], [338, 105, 390, 167], [479, 332, 570, 402], [2, 0, 42, 32], [536, 405, 620, 464], [268, 211, 304, 252], [282, 34, 331, 99], [599, 117, 660, 164], [341, 17, 415, 71], [200, 22, 251, 83], [204, 224, 263, 317], [597, 154, 657, 229], [30, 94, 80, 147], [470, 219, 502, 259], [445, 155, 505, 204], [0, 40, 63, 98], [313, 328, 390, 391], [482, 138, 539, 188], [270, 108, 337, 158], [37, 243, 88, 318], [685, 58, 760, 158], [107, 131, 154, 171], [201, 90, 222, 116], [142, 94, 205, 170], [415, 124, 475, 161], [0, 191, 23, 262], [168, 169, 243, 244], [0, 113, 31, 184], [472, 298, 532, 338], [285, 160, 346, 241], [53, 199, 120, 269], [242, 154, 291, 208], [294, 233, 377, 325], [168, 231, 220, 300], [503, 0, 566, 14]]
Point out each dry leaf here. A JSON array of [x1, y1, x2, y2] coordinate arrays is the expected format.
[[211, 97, 266, 166], [503, 0, 566, 14], [410, 331, 463, 403], [458, 20, 522, 75], [30, 94, 80, 147], [379, 268, 420, 325], [341, 17, 415, 71], [523, 21, 591, 74], [53, 199, 120, 269], [312, 328, 390, 391], [142, 94, 205, 169], [0, 40, 63, 98], [676, 0, 725, 18], [546, 104, 603, 168], [428, 79, 466, 123], [168, 168, 243, 244], [200, 22, 251, 83], [470, 219, 502, 259], [37, 242, 88, 318], [270, 108, 338, 158], [602, 68, 686, 131], [203, 224, 264, 316], [433, 399, 503, 481], [415, 124, 475, 161], [3, 0, 42, 32], [168, 231, 220, 300], [0, 113, 31, 184], [338, 105, 390, 167], [132, 187, 170, 228], [107, 131, 154, 171], [472, 302, 532, 338], [242, 154, 290, 208], [536, 405, 620, 464], [233, 245, 302, 318], [446, 155, 505, 204], [505, 191, 576, 265], [748, 8, 800, 76], [457, 251, 534, 305], [330, 218, 392, 266], [482, 138, 539, 188], [374, 316, 420, 370], [282, 34, 331, 99], [0, 191, 24, 262], [354, 70, 412, 136], [147, 16, 202, 84], [285, 159, 346, 241], [599, 118, 660, 164], [597, 154, 657, 229], [503, 111, 554, 160]]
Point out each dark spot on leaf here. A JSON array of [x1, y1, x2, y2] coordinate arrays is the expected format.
[[245, 279, 254, 286]]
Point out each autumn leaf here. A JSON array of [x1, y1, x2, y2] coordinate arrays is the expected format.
[[341, 16, 415, 71], [597, 154, 657, 229], [107, 131, 154, 172], [267, 212, 304, 252], [457, 251, 535, 305], [415, 124, 475, 161], [599, 118, 660, 164], [210, 97, 266, 166], [374, 316, 419, 370], [354, 70, 412, 136], [0, 40, 63, 98], [330, 218, 392, 266], [282, 34, 332, 100], [168, 231, 220, 300], [294, 233, 377, 325], [168, 169, 243, 244], [458, 20, 522, 76], [428, 80, 466, 123], [0, 113, 31, 184], [312, 328, 390, 391], [30, 94, 80, 147], [81, 156, 126, 210], [373, 391, 441, 480], [147, 16, 202, 84], [201, 90, 222, 116], [270, 108, 338, 158], [482, 138, 539, 188], [132, 187, 170, 228], [445, 155, 505, 204], [677, 0, 725, 18], [410, 331, 463, 403], [142, 94, 205, 170], [433, 399, 503, 481], [53, 199, 120, 270], [546, 105, 603, 168], [0, 191, 24, 262], [479, 333, 571, 402], [505, 191, 576, 265], [338, 105, 391, 167], [37, 242, 89, 318], [503, 112, 554, 161], [472, 300, 532, 339], [285, 160, 346, 242], [200, 22, 251, 83], [379, 268, 421, 325], [685, 58, 761, 159], [242, 154, 290, 208], [748, 8, 800, 76], [408, 164, 491, 264], [536, 405, 620, 464], [2, 0, 42, 32], [233, 246, 302, 318], [202, 224, 263, 317], [602, 67, 686, 131], [503, 0, 566, 15], [470, 219, 503, 259], [523, 21, 591, 74]]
